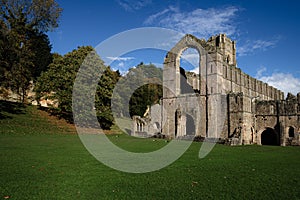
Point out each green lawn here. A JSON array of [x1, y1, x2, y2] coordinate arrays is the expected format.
[[1, 101, 300, 199]]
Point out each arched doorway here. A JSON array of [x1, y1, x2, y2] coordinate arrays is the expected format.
[[288, 126, 295, 138], [261, 128, 279, 146], [186, 114, 195, 136]]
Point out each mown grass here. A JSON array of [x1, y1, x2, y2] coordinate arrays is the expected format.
[[0, 101, 300, 199]]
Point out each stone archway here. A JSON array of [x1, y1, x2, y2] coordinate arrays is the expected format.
[[261, 127, 280, 146], [163, 34, 207, 98]]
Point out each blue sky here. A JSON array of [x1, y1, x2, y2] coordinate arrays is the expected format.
[[48, 0, 300, 95]]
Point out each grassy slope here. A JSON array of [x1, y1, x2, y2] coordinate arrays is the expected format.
[[0, 101, 300, 199]]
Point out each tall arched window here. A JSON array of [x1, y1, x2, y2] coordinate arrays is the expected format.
[[288, 127, 295, 138]]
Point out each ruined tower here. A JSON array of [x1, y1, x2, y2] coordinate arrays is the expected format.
[[132, 33, 299, 146]]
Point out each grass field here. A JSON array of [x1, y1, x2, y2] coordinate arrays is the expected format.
[[1, 101, 300, 199]]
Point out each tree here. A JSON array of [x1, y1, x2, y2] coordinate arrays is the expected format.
[[35, 46, 95, 118], [0, 20, 34, 101], [28, 31, 53, 80], [0, 0, 62, 102], [0, 0, 62, 32], [129, 82, 162, 117], [35, 46, 120, 129], [95, 67, 121, 129], [113, 63, 163, 118]]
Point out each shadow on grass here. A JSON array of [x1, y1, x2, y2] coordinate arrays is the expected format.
[[0, 100, 26, 119], [38, 106, 74, 124]]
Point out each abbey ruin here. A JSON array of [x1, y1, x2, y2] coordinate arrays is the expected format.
[[132, 34, 300, 146]]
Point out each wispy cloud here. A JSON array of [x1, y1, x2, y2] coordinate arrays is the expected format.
[[117, 0, 152, 11], [144, 6, 283, 57], [237, 37, 281, 56], [106, 56, 135, 61], [144, 6, 178, 24], [180, 49, 200, 73], [256, 66, 267, 78], [106, 56, 136, 75], [255, 67, 300, 96], [144, 6, 240, 39]]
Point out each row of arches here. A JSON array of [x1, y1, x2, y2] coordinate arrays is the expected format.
[[164, 35, 298, 145], [174, 122, 296, 146], [259, 126, 296, 146]]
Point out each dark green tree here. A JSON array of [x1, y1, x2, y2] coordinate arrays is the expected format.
[[35, 46, 95, 118], [1, 21, 34, 102], [95, 67, 121, 129], [0, 0, 62, 32], [113, 63, 163, 118], [129, 82, 162, 117], [0, 0, 61, 102], [35, 46, 120, 129], [28, 31, 53, 80]]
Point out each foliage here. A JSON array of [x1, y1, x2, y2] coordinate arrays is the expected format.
[[28, 31, 53, 80], [129, 83, 162, 117], [95, 67, 121, 129], [35, 46, 121, 129], [0, 0, 61, 102], [35, 46, 96, 119], [0, 0, 62, 32], [0, 23, 34, 101], [113, 62, 163, 117]]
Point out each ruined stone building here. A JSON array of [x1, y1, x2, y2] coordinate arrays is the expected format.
[[132, 34, 300, 146]]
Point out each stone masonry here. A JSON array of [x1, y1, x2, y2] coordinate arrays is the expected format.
[[132, 34, 300, 146]]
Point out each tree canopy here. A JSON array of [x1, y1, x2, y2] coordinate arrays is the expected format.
[[35, 46, 121, 129], [112, 63, 163, 118], [0, 0, 61, 102], [0, 0, 62, 32], [35, 54, 162, 130], [35, 46, 96, 116]]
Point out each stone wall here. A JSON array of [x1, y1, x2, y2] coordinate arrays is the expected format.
[[161, 33, 285, 140], [133, 33, 299, 146], [255, 93, 300, 146]]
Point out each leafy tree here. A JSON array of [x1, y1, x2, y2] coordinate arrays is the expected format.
[[129, 82, 162, 117], [95, 67, 121, 129], [0, 0, 61, 102], [0, 21, 34, 101], [28, 31, 53, 80], [35, 46, 95, 118], [113, 63, 163, 118], [35, 46, 120, 129], [0, 0, 62, 32]]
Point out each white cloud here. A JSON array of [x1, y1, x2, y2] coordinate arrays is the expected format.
[[106, 56, 135, 61], [144, 6, 178, 24], [255, 67, 300, 96], [181, 53, 199, 61], [255, 66, 267, 78], [117, 0, 152, 11], [237, 37, 280, 56], [190, 67, 199, 74], [180, 49, 200, 73], [144, 6, 239, 39], [118, 62, 125, 67], [145, 6, 283, 57], [107, 56, 135, 75]]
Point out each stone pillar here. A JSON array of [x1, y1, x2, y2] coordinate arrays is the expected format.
[[132, 116, 138, 136]]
